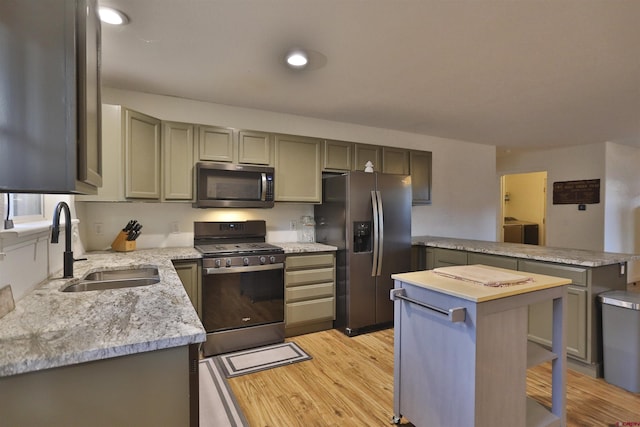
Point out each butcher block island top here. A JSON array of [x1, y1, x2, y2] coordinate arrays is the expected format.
[[392, 264, 571, 302]]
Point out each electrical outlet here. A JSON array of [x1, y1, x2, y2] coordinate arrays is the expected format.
[[94, 223, 103, 235], [170, 222, 179, 233]]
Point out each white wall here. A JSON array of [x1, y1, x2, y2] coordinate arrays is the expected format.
[[498, 141, 640, 284], [603, 141, 640, 282], [497, 143, 606, 250]]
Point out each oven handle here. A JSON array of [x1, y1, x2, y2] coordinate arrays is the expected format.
[[203, 263, 284, 275]]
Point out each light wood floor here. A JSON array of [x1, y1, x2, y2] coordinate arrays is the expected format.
[[228, 328, 640, 426]]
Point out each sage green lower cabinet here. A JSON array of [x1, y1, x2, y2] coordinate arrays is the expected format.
[[418, 243, 627, 377], [432, 247, 468, 267], [284, 253, 336, 337], [0, 345, 198, 427], [173, 260, 202, 319], [467, 252, 519, 270], [274, 134, 322, 202]]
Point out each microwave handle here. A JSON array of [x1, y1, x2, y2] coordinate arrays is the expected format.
[[261, 173, 267, 201]]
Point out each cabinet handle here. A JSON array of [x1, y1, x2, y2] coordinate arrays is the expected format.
[[390, 288, 466, 323]]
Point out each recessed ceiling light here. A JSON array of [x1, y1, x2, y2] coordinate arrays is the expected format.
[[286, 50, 308, 69], [99, 7, 129, 25]]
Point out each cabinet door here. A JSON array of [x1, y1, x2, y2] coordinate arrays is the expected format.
[[433, 248, 467, 268], [528, 286, 587, 359], [198, 126, 234, 162], [382, 147, 409, 175], [125, 109, 161, 199], [162, 121, 195, 200], [467, 252, 519, 270], [274, 134, 321, 202], [238, 130, 271, 165], [76, 0, 102, 191], [76, 104, 125, 202], [323, 140, 353, 171], [353, 144, 381, 172], [410, 151, 432, 205], [173, 261, 201, 318]]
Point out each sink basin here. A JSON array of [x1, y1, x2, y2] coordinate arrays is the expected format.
[[82, 266, 159, 281], [62, 266, 160, 292]]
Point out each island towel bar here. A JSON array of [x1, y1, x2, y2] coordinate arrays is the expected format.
[[390, 288, 466, 323]]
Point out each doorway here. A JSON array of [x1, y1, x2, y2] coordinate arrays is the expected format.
[[500, 172, 547, 246]]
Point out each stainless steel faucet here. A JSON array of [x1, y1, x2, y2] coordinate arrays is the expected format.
[[51, 201, 75, 278]]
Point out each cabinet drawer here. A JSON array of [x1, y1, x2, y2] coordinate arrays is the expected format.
[[433, 248, 468, 266], [287, 297, 335, 326], [286, 282, 334, 302], [286, 253, 334, 270], [286, 268, 334, 287], [467, 253, 519, 270], [518, 260, 587, 286]]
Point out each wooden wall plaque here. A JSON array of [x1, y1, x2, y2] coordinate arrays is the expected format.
[[552, 179, 600, 204]]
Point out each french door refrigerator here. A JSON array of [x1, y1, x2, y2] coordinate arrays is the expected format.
[[314, 171, 412, 336]]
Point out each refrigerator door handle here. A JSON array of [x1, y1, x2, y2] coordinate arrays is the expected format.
[[371, 190, 380, 277], [376, 190, 384, 276]]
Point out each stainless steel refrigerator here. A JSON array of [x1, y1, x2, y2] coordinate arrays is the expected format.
[[314, 171, 412, 336]]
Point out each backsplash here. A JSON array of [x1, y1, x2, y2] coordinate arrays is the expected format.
[[76, 201, 314, 251]]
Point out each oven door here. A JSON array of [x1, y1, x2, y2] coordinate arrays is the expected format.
[[202, 263, 284, 333]]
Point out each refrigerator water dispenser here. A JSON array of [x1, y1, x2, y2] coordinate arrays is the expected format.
[[353, 221, 372, 253]]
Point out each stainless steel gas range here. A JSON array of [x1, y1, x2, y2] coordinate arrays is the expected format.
[[194, 220, 285, 356]]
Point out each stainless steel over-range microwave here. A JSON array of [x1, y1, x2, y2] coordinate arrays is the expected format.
[[193, 162, 275, 208]]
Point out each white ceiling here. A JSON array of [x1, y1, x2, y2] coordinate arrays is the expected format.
[[98, 0, 640, 151]]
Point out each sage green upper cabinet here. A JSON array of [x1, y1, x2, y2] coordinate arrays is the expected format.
[[274, 134, 321, 202], [198, 126, 234, 162], [410, 150, 432, 205], [125, 109, 161, 199], [0, 0, 101, 194], [382, 147, 410, 175], [162, 122, 195, 200], [238, 130, 272, 165], [76, 104, 125, 202], [353, 144, 381, 172], [323, 140, 353, 172]]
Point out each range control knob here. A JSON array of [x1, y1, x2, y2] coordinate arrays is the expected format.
[[243, 257, 250, 266], [225, 258, 232, 267], [269, 256, 277, 264], [214, 259, 222, 268], [259, 256, 266, 265]]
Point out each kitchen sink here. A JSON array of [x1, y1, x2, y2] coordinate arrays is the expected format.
[[62, 266, 160, 292]]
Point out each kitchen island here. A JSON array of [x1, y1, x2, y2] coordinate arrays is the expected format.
[[0, 248, 206, 427], [391, 266, 571, 427], [412, 236, 640, 377]]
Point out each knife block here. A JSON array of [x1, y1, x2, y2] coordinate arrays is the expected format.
[[111, 231, 136, 252]]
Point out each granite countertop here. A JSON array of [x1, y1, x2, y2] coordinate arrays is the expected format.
[[412, 236, 640, 267], [0, 248, 205, 378], [275, 242, 338, 253]]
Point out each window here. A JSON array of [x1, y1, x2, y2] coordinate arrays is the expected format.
[[3, 193, 44, 226]]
